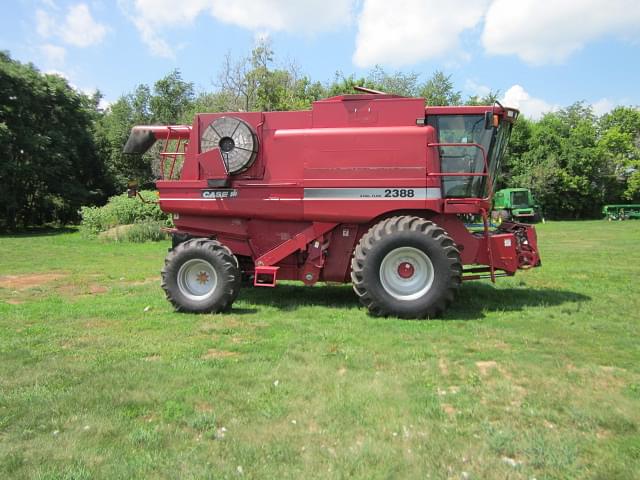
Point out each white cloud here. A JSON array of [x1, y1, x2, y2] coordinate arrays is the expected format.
[[36, 9, 55, 37], [353, 0, 488, 68], [39, 43, 66, 66], [208, 0, 354, 33], [482, 0, 640, 65], [590, 98, 631, 116], [40, 0, 59, 9], [36, 3, 108, 48], [60, 4, 108, 47], [122, 0, 354, 58], [44, 69, 71, 79], [122, 8, 176, 59], [465, 79, 491, 98], [501, 85, 558, 120], [592, 98, 615, 117], [98, 98, 112, 110]]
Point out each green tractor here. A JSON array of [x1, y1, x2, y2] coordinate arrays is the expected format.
[[602, 204, 640, 221], [492, 188, 541, 224]]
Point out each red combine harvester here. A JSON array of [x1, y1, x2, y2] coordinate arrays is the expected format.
[[124, 87, 540, 318]]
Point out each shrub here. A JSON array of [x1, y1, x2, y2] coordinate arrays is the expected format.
[[80, 191, 171, 239], [98, 221, 169, 243]]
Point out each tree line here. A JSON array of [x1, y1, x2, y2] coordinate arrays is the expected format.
[[1, 44, 639, 229]]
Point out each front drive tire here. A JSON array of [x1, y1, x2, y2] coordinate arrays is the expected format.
[[161, 238, 241, 313], [351, 216, 462, 319]]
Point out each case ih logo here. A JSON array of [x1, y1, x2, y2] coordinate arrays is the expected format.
[[202, 189, 239, 199]]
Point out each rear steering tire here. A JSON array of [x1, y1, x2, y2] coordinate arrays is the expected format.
[[351, 216, 462, 319], [161, 238, 241, 313]]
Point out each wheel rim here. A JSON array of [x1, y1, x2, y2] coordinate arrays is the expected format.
[[177, 259, 218, 301], [379, 247, 434, 301]]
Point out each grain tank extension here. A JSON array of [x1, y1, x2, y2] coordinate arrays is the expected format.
[[124, 88, 541, 319]]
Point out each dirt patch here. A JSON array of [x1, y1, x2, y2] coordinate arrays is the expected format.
[[84, 319, 113, 328], [198, 318, 268, 333], [438, 358, 449, 375], [510, 385, 528, 407], [338, 367, 347, 376], [492, 340, 511, 350], [201, 349, 239, 360], [195, 402, 214, 413], [441, 404, 457, 416], [89, 284, 108, 294], [58, 283, 109, 298], [0, 273, 67, 290], [222, 317, 243, 329], [129, 277, 158, 286], [4, 299, 24, 305], [144, 355, 162, 362], [307, 419, 321, 433], [599, 366, 617, 373], [198, 322, 218, 333], [476, 360, 498, 376]]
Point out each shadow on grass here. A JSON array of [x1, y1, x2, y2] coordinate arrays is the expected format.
[[238, 283, 358, 312], [237, 282, 590, 320], [445, 282, 590, 320], [0, 226, 78, 238]]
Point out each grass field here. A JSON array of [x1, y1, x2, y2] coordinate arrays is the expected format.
[[1, 221, 639, 479]]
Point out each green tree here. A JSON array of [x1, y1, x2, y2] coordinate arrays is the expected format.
[[217, 40, 324, 112], [597, 107, 640, 200], [150, 69, 194, 124], [94, 84, 152, 191], [96, 70, 195, 191], [500, 116, 533, 187], [366, 66, 420, 96], [0, 51, 107, 229], [420, 71, 462, 106], [465, 89, 501, 106], [509, 103, 606, 218]]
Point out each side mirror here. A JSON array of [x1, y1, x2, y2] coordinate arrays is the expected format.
[[484, 111, 497, 129]]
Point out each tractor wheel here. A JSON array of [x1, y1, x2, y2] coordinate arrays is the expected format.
[[351, 216, 462, 319], [161, 238, 241, 313], [495, 209, 511, 225]]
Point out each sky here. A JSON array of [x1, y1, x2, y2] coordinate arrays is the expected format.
[[2, 0, 640, 119]]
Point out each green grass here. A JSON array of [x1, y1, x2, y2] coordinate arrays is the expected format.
[[1, 221, 639, 479]]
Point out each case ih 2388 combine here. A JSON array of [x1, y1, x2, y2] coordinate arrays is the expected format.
[[124, 87, 540, 319]]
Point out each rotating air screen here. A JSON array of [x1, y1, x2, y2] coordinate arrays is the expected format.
[[200, 117, 258, 174]]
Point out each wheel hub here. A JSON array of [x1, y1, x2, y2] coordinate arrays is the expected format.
[[397, 262, 415, 279], [379, 247, 434, 301], [177, 259, 218, 301]]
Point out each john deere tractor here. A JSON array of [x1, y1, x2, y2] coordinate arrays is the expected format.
[[492, 188, 540, 224]]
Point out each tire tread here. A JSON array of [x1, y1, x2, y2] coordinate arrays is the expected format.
[[350, 216, 462, 319]]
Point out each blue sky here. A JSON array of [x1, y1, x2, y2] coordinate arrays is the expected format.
[[2, 0, 640, 119]]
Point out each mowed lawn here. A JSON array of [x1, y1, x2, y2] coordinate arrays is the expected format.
[[0, 221, 639, 479]]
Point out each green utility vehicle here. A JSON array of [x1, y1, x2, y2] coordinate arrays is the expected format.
[[492, 188, 540, 223], [602, 204, 640, 221]]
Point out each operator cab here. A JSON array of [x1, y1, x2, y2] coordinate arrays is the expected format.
[[426, 106, 518, 199]]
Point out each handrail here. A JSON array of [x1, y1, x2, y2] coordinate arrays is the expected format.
[[158, 126, 188, 180], [428, 141, 496, 283], [426, 142, 493, 202]]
